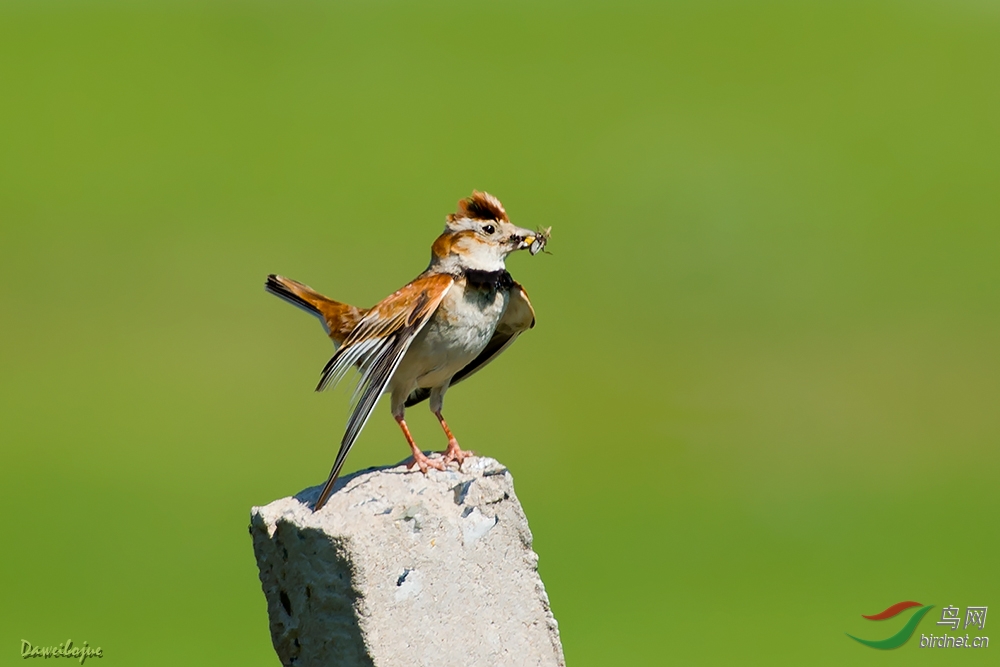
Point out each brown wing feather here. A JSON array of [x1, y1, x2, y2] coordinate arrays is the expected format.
[[316, 272, 453, 391], [312, 272, 454, 510], [405, 281, 535, 407]]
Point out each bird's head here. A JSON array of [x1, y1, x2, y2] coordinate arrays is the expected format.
[[429, 191, 541, 273]]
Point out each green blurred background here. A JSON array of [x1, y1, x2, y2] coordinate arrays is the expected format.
[[1, 1, 997, 664]]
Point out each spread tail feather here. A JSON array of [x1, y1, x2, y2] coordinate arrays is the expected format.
[[265, 274, 367, 344]]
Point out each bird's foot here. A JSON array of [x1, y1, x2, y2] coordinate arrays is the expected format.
[[406, 450, 447, 474], [442, 439, 474, 466]]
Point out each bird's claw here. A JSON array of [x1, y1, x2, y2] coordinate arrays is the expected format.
[[441, 440, 474, 466], [407, 450, 447, 473]]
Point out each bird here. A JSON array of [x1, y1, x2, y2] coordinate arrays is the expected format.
[[265, 191, 548, 511]]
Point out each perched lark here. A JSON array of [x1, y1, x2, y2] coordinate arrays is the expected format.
[[266, 191, 548, 511]]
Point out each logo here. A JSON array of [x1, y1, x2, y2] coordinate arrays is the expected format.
[[848, 601, 934, 649], [847, 601, 989, 650]]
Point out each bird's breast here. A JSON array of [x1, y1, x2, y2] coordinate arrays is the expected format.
[[396, 280, 509, 390]]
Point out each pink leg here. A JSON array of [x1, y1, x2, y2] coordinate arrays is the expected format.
[[396, 415, 445, 473], [435, 412, 473, 465]]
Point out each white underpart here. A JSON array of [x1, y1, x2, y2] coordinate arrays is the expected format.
[[389, 278, 510, 416]]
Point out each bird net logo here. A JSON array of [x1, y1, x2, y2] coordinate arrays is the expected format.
[[847, 601, 989, 650]]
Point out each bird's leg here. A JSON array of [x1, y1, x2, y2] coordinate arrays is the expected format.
[[395, 414, 445, 473], [429, 386, 472, 465], [435, 411, 473, 465]]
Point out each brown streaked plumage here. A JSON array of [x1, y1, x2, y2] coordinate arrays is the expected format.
[[266, 191, 548, 511], [314, 273, 455, 393]]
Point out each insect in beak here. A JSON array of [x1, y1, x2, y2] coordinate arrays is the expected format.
[[529, 226, 552, 255]]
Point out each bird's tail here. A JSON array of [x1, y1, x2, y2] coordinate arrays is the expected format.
[[265, 274, 367, 344]]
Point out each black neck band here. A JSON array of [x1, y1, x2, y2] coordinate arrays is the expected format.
[[464, 268, 514, 291]]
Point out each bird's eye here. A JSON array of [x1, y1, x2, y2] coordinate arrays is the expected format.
[[482, 224, 495, 235]]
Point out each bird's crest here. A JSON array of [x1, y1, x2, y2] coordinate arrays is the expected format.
[[448, 191, 509, 223]]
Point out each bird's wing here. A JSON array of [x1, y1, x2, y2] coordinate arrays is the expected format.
[[314, 272, 453, 502], [405, 280, 535, 407]]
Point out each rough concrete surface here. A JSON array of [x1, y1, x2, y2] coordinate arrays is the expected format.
[[250, 456, 565, 667]]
